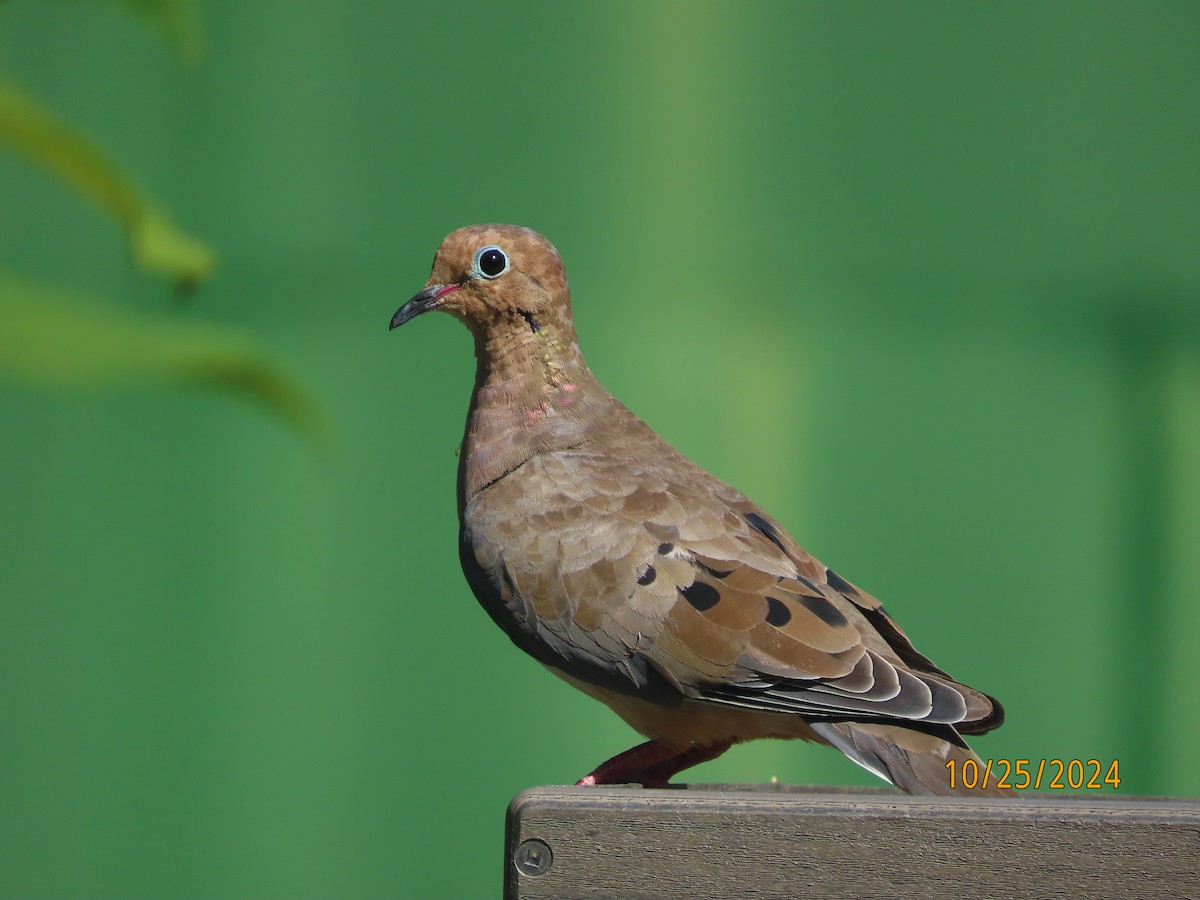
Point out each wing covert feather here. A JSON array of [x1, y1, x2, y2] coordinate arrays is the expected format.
[[463, 450, 1001, 734]]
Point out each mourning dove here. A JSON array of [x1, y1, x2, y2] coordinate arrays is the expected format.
[[390, 225, 1005, 796]]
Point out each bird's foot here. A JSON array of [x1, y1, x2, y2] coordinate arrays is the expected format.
[[576, 739, 734, 787]]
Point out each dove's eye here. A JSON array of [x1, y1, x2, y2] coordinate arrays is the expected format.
[[474, 246, 509, 280]]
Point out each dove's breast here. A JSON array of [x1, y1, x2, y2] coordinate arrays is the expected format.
[[460, 450, 689, 698]]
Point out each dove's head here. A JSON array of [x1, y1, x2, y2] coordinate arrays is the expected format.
[[391, 225, 575, 344]]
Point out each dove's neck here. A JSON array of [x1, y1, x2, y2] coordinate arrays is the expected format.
[[457, 320, 610, 512]]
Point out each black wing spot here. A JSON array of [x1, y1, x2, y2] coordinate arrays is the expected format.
[[825, 568, 858, 596], [744, 512, 788, 555], [700, 563, 734, 579], [637, 565, 656, 586], [796, 574, 822, 594], [799, 594, 849, 628], [681, 581, 720, 612], [657, 542, 674, 556], [765, 596, 793, 627]]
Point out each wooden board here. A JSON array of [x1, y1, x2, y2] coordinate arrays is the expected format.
[[504, 784, 1200, 899]]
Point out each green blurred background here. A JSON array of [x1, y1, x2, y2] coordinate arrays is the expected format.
[[3, 1, 1198, 896]]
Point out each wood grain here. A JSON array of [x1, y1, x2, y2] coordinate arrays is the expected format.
[[504, 784, 1200, 899]]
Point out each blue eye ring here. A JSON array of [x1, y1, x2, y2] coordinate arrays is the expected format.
[[473, 245, 510, 280]]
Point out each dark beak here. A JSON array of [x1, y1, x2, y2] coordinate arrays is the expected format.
[[390, 283, 460, 330]]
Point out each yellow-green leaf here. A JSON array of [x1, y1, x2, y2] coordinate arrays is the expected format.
[[53, 0, 206, 61], [0, 75, 215, 289], [0, 272, 329, 447]]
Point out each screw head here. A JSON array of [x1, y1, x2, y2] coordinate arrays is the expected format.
[[514, 838, 553, 877]]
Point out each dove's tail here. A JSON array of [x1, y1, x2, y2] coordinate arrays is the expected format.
[[811, 721, 1010, 797]]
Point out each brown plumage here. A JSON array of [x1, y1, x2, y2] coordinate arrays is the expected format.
[[390, 224, 1005, 795]]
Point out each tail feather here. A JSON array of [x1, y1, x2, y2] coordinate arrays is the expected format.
[[812, 721, 1009, 797]]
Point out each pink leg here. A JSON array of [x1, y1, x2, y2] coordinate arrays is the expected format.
[[576, 739, 734, 788], [576, 740, 679, 786], [640, 740, 733, 786]]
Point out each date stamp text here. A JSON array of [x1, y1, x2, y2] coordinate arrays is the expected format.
[[945, 758, 1121, 791]]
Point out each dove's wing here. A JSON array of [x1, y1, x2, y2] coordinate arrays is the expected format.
[[462, 446, 1003, 739]]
